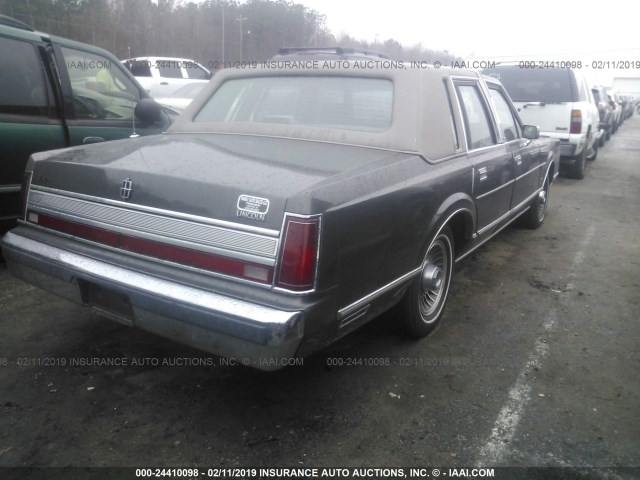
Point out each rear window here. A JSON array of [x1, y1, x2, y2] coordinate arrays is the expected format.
[[195, 76, 393, 132], [483, 67, 577, 103]]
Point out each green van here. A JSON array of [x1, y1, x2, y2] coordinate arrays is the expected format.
[[0, 15, 173, 228]]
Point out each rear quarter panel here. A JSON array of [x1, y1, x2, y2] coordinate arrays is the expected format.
[[309, 153, 474, 313]]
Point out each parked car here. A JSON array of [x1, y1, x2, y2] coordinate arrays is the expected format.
[[155, 82, 206, 113], [607, 90, 624, 129], [484, 64, 600, 179], [272, 46, 390, 61], [122, 56, 212, 98], [591, 86, 614, 145], [2, 62, 559, 370], [619, 94, 634, 119], [0, 15, 173, 230]]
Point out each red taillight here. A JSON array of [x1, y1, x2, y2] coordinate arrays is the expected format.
[[570, 110, 582, 134], [27, 212, 274, 284], [32, 212, 120, 246], [276, 216, 320, 291]]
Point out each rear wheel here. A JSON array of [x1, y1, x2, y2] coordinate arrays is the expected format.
[[401, 226, 454, 338], [568, 144, 587, 179], [520, 176, 549, 230], [587, 136, 599, 162]]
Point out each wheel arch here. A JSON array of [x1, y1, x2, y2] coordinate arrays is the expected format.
[[426, 192, 476, 261], [545, 150, 557, 185]]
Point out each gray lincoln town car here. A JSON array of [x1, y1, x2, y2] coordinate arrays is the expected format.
[[2, 60, 559, 370]]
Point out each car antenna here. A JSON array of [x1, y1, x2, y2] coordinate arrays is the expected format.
[[130, 100, 140, 138]]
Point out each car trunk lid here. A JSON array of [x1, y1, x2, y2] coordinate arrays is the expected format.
[[27, 133, 404, 231]]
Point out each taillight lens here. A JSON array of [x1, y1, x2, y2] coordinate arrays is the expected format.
[[27, 212, 274, 284], [276, 216, 320, 291], [570, 110, 582, 134], [19, 172, 32, 221]]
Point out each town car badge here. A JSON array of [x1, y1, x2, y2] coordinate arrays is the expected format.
[[236, 194, 270, 222], [120, 178, 133, 200]]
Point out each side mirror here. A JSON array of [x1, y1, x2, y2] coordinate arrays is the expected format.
[[134, 98, 162, 125], [522, 125, 540, 140]]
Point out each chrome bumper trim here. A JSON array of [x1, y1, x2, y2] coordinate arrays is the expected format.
[[0, 184, 21, 193], [28, 187, 279, 258], [2, 232, 304, 369]]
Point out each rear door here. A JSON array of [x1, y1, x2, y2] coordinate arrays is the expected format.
[[453, 79, 515, 234], [0, 35, 66, 222]]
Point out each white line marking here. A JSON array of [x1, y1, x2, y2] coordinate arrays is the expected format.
[[476, 316, 552, 465], [476, 223, 596, 466]]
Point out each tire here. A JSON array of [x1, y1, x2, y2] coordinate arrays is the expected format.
[[587, 137, 598, 162], [400, 226, 454, 338], [568, 144, 587, 179], [520, 176, 549, 230]]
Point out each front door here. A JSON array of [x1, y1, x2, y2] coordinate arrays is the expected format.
[[54, 45, 169, 146], [454, 81, 515, 233], [488, 86, 544, 209]]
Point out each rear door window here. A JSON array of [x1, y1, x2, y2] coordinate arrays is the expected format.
[[0, 36, 51, 116]]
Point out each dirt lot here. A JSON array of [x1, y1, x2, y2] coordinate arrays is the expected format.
[[1, 117, 639, 479]]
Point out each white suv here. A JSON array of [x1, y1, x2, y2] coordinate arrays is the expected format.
[[484, 65, 600, 179], [122, 56, 212, 98]]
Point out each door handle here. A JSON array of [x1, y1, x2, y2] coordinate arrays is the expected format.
[[514, 154, 522, 165], [83, 137, 105, 144], [160, 82, 169, 85]]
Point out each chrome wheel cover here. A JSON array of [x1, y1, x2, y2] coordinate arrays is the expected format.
[[536, 188, 547, 223], [419, 236, 451, 322]]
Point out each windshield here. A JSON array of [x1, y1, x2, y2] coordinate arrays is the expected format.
[[194, 76, 393, 132], [484, 67, 576, 103]]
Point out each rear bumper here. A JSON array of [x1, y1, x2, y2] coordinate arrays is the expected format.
[[540, 132, 585, 160], [2, 231, 305, 371], [558, 142, 577, 158]]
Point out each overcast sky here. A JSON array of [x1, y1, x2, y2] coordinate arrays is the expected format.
[[297, 0, 640, 84], [300, 0, 638, 58]]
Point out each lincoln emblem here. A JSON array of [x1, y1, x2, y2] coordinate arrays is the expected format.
[[120, 178, 133, 200]]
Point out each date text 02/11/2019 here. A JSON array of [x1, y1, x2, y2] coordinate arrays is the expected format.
[[515, 60, 640, 69]]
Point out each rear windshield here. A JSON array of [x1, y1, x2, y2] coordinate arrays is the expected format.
[[592, 89, 603, 103], [483, 67, 577, 103], [194, 76, 393, 132]]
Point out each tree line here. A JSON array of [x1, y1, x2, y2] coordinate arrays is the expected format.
[[1, 0, 459, 66]]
